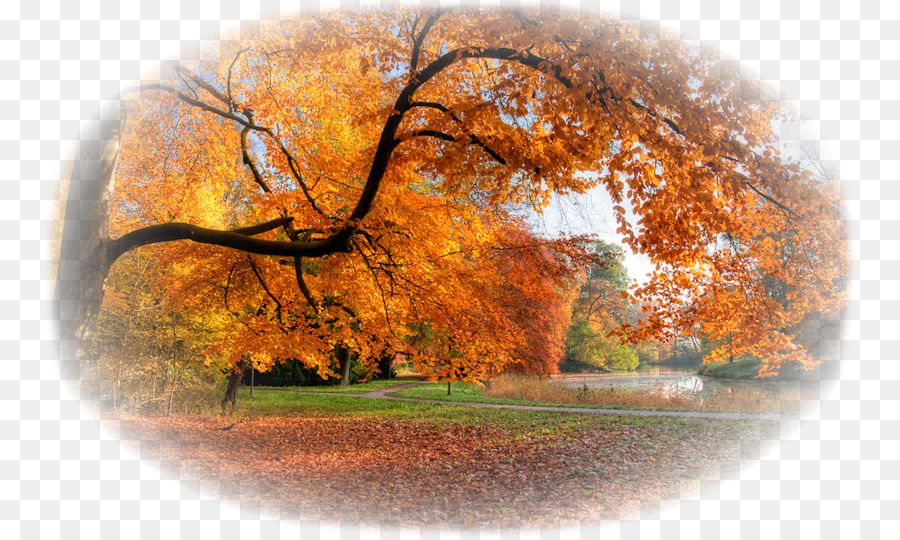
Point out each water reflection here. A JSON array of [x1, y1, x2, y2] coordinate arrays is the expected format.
[[552, 365, 823, 410]]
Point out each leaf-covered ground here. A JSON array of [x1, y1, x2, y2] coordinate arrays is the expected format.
[[116, 406, 779, 530]]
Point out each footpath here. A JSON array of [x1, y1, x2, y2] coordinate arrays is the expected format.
[[266, 381, 789, 422]]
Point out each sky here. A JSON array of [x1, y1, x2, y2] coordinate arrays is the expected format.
[[529, 187, 655, 286]]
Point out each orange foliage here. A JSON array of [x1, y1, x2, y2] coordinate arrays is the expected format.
[[105, 8, 846, 380]]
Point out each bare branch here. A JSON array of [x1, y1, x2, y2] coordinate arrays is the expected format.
[[293, 257, 321, 313], [225, 48, 252, 109]]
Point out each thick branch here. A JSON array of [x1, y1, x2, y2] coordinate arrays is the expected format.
[[347, 46, 584, 224], [240, 126, 272, 193], [402, 103, 508, 164], [104, 217, 352, 267], [230, 216, 294, 236]]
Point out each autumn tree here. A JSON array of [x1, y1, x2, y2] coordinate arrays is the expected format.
[[58, 8, 846, 382], [446, 220, 580, 378], [86, 247, 229, 413], [563, 241, 639, 372]]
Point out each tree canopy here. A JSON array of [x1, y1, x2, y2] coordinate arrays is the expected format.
[[60, 7, 847, 382]]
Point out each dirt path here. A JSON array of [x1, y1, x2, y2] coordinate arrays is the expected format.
[[264, 381, 789, 422]]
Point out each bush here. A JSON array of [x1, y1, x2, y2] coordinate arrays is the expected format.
[[82, 356, 227, 415], [608, 345, 639, 371], [242, 358, 334, 387], [243, 357, 378, 387]]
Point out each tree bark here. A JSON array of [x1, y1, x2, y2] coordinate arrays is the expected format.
[[337, 346, 351, 387], [377, 353, 393, 380], [221, 354, 250, 413], [56, 102, 126, 382]]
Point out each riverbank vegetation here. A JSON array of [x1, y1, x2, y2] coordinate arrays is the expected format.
[[698, 357, 837, 381], [392, 374, 819, 415]]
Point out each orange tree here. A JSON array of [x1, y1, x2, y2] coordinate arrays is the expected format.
[[58, 8, 846, 382]]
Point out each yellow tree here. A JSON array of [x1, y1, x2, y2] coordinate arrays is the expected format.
[[59, 8, 846, 382]]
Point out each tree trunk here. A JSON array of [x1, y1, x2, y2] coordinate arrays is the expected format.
[[377, 353, 393, 380], [337, 346, 351, 387], [56, 102, 126, 381], [221, 354, 250, 414], [166, 313, 177, 416]]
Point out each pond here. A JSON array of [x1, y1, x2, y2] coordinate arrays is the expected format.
[[552, 364, 825, 410]]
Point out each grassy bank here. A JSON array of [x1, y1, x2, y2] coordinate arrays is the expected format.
[[236, 386, 599, 433], [697, 359, 763, 379], [697, 358, 832, 381]]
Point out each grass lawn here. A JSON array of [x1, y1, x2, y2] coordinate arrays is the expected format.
[[236, 387, 599, 433], [388, 375, 811, 415]]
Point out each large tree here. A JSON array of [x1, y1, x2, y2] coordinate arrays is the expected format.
[[58, 8, 846, 381]]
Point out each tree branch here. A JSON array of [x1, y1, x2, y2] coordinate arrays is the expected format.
[[409, 10, 445, 75], [401, 103, 508, 164], [223, 265, 252, 330], [293, 256, 321, 314], [103, 217, 352, 268], [229, 216, 294, 236], [247, 256, 283, 324], [123, 84, 259, 130]]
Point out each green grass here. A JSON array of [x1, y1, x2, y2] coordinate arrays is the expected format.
[[390, 382, 635, 409], [392, 381, 493, 401], [234, 387, 735, 434], [238, 387, 426, 415], [697, 358, 824, 380], [251, 378, 416, 394], [697, 359, 764, 379]]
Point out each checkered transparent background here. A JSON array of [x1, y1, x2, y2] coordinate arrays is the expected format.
[[4, 0, 897, 538]]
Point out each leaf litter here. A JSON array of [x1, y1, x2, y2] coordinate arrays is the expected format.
[[116, 413, 778, 529]]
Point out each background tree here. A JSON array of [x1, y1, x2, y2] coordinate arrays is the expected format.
[[563, 241, 638, 372]]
